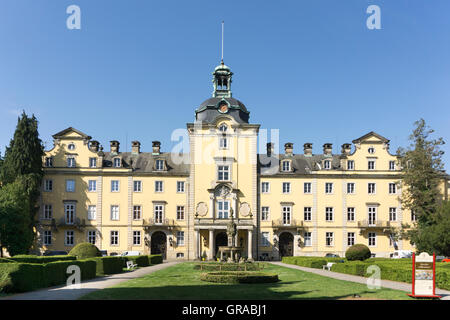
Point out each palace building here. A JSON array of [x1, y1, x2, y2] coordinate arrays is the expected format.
[[36, 61, 449, 260]]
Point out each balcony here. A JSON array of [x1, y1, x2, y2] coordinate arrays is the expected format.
[[194, 217, 253, 226], [272, 219, 304, 230], [143, 218, 177, 231], [358, 220, 391, 231], [53, 217, 86, 231]]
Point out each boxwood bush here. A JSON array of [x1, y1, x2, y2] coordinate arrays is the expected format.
[[0, 258, 16, 263], [0, 263, 47, 293], [44, 260, 97, 286], [345, 244, 371, 261], [68, 243, 101, 259], [88, 256, 124, 275], [148, 254, 163, 265], [9, 255, 76, 264], [200, 271, 279, 284]]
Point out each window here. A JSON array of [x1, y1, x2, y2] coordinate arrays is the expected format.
[[133, 205, 142, 220], [261, 207, 270, 221], [154, 204, 164, 223], [347, 160, 354, 170], [89, 157, 97, 168], [65, 230, 74, 246], [110, 205, 119, 221], [368, 232, 376, 247], [282, 182, 291, 194], [304, 232, 312, 246], [110, 231, 119, 246], [261, 232, 270, 246], [177, 181, 185, 193], [219, 137, 228, 149], [325, 207, 334, 221], [133, 231, 141, 245], [389, 161, 396, 171], [67, 157, 76, 168], [411, 210, 417, 221], [304, 207, 312, 221], [155, 181, 163, 192], [347, 207, 355, 221], [68, 143, 76, 151], [368, 183, 376, 194], [347, 232, 355, 246], [43, 230, 52, 245], [368, 147, 375, 154], [304, 182, 311, 194], [218, 165, 230, 181], [45, 157, 53, 167], [325, 182, 333, 194], [282, 160, 291, 172], [66, 179, 75, 192], [323, 160, 331, 170], [87, 230, 96, 245], [347, 183, 355, 194], [368, 207, 377, 225], [176, 231, 185, 246], [176, 206, 185, 220], [134, 180, 142, 192], [368, 160, 375, 170], [111, 180, 120, 192], [64, 203, 75, 224], [219, 124, 228, 132], [87, 205, 96, 220], [44, 179, 53, 192], [217, 200, 229, 219], [261, 182, 270, 193], [156, 160, 164, 171], [326, 232, 334, 246], [88, 180, 97, 192], [113, 158, 121, 168], [177, 253, 184, 258], [389, 183, 397, 194], [282, 206, 291, 225], [43, 204, 52, 220], [389, 207, 397, 221]]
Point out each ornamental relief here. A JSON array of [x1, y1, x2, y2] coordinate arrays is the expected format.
[[239, 202, 251, 217], [196, 202, 208, 217]]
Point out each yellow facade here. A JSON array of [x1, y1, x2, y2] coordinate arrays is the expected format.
[[36, 62, 450, 260]]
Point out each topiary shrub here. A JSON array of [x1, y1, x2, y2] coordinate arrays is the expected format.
[[68, 243, 101, 259], [200, 271, 279, 284], [345, 244, 371, 261]]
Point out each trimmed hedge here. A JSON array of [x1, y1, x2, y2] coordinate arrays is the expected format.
[[88, 256, 124, 275], [282, 257, 328, 269], [44, 260, 97, 286], [123, 255, 150, 267], [9, 255, 76, 264], [200, 271, 279, 284], [149, 254, 163, 265], [0, 263, 47, 293], [69, 243, 101, 259], [194, 263, 263, 271], [0, 258, 16, 263]]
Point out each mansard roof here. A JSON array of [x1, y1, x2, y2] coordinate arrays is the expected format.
[[259, 154, 342, 176]]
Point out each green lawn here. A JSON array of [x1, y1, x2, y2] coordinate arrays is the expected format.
[[80, 262, 413, 300]]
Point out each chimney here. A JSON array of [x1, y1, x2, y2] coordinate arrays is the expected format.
[[131, 141, 141, 154], [284, 143, 293, 156], [341, 143, 352, 155], [323, 143, 332, 155], [110, 140, 120, 154], [266, 142, 274, 157], [303, 143, 312, 156], [152, 141, 161, 155], [89, 140, 100, 152]]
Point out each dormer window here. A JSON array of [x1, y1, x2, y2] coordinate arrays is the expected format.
[[156, 159, 164, 171], [281, 160, 291, 172], [68, 143, 76, 151], [89, 157, 97, 168], [324, 160, 331, 170], [45, 157, 53, 167], [347, 160, 354, 170], [113, 158, 121, 168], [67, 157, 75, 168]]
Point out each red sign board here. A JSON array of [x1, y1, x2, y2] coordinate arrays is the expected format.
[[408, 252, 441, 299]]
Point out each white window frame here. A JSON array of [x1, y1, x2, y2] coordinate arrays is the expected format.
[[217, 165, 230, 181], [43, 204, 52, 220], [325, 182, 333, 194], [261, 182, 270, 193], [87, 205, 97, 220], [325, 207, 334, 221], [282, 206, 292, 225], [389, 183, 397, 194], [154, 204, 164, 223], [110, 230, 119, 246], [326, 232, 334, 247], [176, 231, 185, 246], [176, 205, 185, 220], [368, 206, 377, 225], [64, 203, 76, 225], [66, 179, 75, 192], [304, 182, 312, 194], [44, 179, 53, 192], [110, 205, 120, 221], [89, 157, 97, 168], [261, 232, 270, 247], [347, 160, 355, 170], [177, 181, 185, 193], [347, 232, 355, 246], [87, 230, 96, 245], [43, 230, 52, 245], [347, 182, 355, 194], [282, 160, 291, 172], [88, 180, 97, 192], [65, 230, 75, 246], [67, 157, 76, 168], [323, 160, 331, 170], [113, 158, 121, 168], [133, 205, 142, 220], [111, 180, 120, 192], [282, 182, 291, 194], [368, 232, 377, 247], [155, 159, 164, 171], [133, 231, 141, 246], [347, 207, 355, 222], [155, 180, 164, 192], [134, 180, 142, 192], [217, 200, 230, 219], [389, 160, 396, 171], [261, 206, 270, 221], [45, 157, 53, 167], [304, 207, 312, 221], [389, 207, 397, 221], [368, 160, 376, 170], [368, 182, 376, 194], [304, 232, 312, 247]]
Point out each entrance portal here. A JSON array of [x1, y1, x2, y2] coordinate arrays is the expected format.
[[215, 232, 227, 259], [279, 232, 294, 257], [151, 231, 167, 260]]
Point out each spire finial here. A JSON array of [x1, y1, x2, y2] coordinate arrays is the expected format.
[[221, 21, 224, 63]]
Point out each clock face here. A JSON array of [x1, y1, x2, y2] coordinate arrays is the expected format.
[[219, 103, 229, 113]]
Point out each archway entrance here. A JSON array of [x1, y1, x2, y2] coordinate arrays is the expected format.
[[215, 232, 227, 259], [151, 231, 167, 260], [279, 232, 294, 258]]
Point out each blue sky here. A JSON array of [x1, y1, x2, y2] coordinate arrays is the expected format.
[[1, 0, 449, 170]]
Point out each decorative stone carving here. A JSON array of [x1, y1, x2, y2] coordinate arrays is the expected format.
[[239, 202, 251, 217], [196, 202, 208, 217], [214, 185, 231, 198]]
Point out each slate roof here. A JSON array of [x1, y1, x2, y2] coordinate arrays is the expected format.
[[195, 97, 250, 124]]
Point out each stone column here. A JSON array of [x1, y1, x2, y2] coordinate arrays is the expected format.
[[248, 229, 253, 260], [209, 229, 214, 260], [194, 230, 200, 259], [210, 194, 215, 218]]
